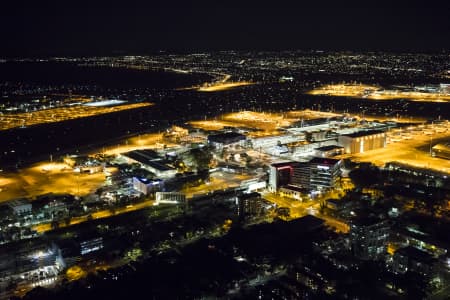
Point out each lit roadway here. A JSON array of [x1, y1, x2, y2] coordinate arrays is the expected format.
[[181, 171, 252, 199], [32, 200, 155, 233], [197, 81, 254, 92], [261, 192, 349, 233], [178, 72, 254, 92]]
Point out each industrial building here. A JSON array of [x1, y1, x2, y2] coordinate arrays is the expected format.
[[121, 149, 177, 178], [207, 132, 246, 149], [338, 130, 386, 154]]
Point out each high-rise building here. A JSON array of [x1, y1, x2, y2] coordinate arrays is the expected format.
[[269, 162, 297, 191], [308, 157, 342, 192], [269, 158, 341, 192], [235, 192, 266, 219], [350, 217, 390, 260]]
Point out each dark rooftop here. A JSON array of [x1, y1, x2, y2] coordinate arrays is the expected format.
[[207, 132, 246, 143], [309, 157, 341, 165], [145, 160, 175, 171], [122, 149, 161, 164], [396, 246, 435, 264], [238, 192, 261, 200], [342, 130, 384, 138], [350, 215, 388, 227], [290, 215, 325, 231], [315, 145, 344, 151], [270, 161, 297, 168], [122, 150, 175, 171]]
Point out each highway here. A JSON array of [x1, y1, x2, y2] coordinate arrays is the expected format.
[[32, 199, 155, 233]]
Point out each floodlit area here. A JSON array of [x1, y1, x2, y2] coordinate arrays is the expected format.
[[189, 110, 337, 136], [189, 120, 243, 131], [65, 266, 87, 281], [308, 84, 380, 98], [0, 102, 153, 131], [262, 192, 350, 233], [181, 171, 252, 199], [102, 132, 178, 155], [308, 84, 450, 102], [285, 109, 341, 119], [223, 111, 292, 130], [0, 132, 179, 203], [0, 162, 115, 202], [347, 131, 450, 174]]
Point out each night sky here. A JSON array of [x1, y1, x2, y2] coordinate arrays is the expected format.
[[1, 0, 449, 56]]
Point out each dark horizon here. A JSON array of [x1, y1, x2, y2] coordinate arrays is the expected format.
[[1, 1, 449, 57]]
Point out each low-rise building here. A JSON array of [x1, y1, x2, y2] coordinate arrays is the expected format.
[[249, 134, 304, 149], [7, 199, 32, 215], [156, 192, 186, 204], [132, 177, 163, 195], [122, 149, 177, 178], [80, 237, 104, 256], [207, 132, 246, 150], [392, 246, 439, 276]]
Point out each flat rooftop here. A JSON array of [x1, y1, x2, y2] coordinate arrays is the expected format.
[[315, 145, 344, 151], [207, 132, 246, 143], [122, 149, 161, 164], [341, 130, 384, 138], [309, 157, 341, 165], [396, 246, 435, 263], [83, 99, 127, 107]]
